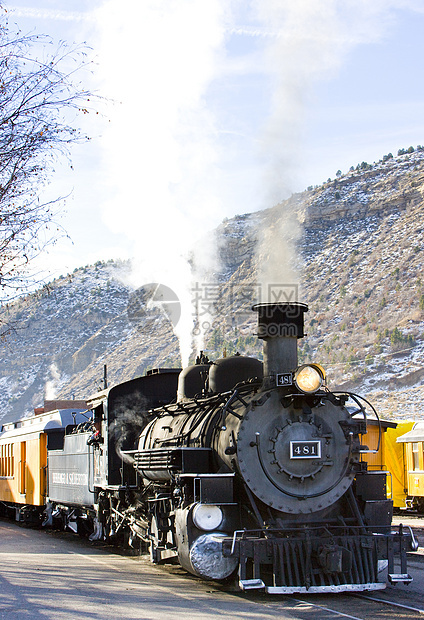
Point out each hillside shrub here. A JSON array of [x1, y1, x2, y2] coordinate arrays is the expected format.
[[390, 327, 415, 351]]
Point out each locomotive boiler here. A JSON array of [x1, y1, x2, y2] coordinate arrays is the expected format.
[[129, 302, 415, 592]]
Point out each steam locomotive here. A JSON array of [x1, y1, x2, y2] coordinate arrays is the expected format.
[[0, 303, 417, 593]]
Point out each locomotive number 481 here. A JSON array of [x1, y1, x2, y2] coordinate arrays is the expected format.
[[290, 440, 321, 459]]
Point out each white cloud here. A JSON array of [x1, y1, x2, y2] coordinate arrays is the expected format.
[[9, 6, 92, 22]]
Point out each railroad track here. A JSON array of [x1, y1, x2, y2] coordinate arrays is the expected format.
[[354, 592, 424, 616], [257, 591, 424, 620]]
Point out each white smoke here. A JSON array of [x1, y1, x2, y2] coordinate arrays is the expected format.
[[91, 0, 424, 350], [45, 362, 61, 400], [93, 0, 230, 364], [250, 0, 422, 299]]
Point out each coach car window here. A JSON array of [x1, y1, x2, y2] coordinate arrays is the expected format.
[[412, 443, 420, 471]]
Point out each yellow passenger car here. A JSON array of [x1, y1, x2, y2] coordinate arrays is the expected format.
[[0, 406, 87, 522], [396, 421, 424, 512], [360, 419, 415, 510]]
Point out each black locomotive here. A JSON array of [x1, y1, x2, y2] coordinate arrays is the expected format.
[[41, 304, 416, 592]]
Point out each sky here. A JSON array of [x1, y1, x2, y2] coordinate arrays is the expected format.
[[4, 1, 424, 302]]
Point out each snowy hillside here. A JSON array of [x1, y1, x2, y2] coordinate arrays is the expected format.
[[1, 146, 424, 423]]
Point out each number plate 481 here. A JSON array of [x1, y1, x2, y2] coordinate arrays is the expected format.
[[290, 440, 321, 459]]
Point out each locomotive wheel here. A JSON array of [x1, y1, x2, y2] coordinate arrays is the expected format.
[[149, 506, 178, 564], [76, 516, 94, 538], [149, 515, 161, 563], [416, 497, 424, 514]]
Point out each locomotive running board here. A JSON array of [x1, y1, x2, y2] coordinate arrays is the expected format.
[[388, 573, 413, 584], [239, 579, 265, 590], [238, 580, 387, 594], [264, 583, 386, 594]]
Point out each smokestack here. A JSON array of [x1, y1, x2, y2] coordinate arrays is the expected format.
[[253, 303, 308, 388]]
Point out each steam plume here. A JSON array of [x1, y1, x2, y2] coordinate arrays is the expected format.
[[94, 0, 229, 364], [45, 362, 61, 400], [251, 0, 420, 300], [92, 0, 424, 349]]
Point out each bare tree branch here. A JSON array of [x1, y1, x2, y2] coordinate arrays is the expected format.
[[0, 6, 98, 316]]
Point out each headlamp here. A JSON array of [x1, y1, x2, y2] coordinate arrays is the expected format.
[[192, 504, 223, 531], [294, 364, 326, 394]]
